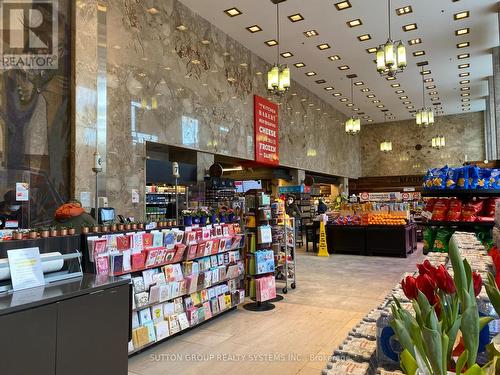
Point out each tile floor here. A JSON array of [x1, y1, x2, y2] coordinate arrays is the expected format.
[[128, 248, 424, 375]]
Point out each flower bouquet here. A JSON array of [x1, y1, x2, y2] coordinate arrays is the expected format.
[[181, 210, 193, 226]]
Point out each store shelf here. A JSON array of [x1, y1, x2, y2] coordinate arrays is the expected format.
[[420, 221, 494, 230], [421, 189, 500, 197]]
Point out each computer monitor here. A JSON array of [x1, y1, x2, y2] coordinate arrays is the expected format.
[[98, 207, 115, 224]]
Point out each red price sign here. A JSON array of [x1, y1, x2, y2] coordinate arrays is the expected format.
[[254, 95, 279, 166]]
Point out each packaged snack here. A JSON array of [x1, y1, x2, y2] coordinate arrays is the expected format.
[[485, 198, 500, 217], [423, 169, 437, 189], [423, 228, 436, 252], [467, 165, 480, 189], [424, 198, 436, 213], [432, 228, 454, 253], [433, 166, 449, 189], [457, 167, 469, 189], [477, 168, 492, 189], [445, 167, 459, 189], [431, 199, 450, 221], [461, 200, 484, 222], [490, 169, 500, 189], [446, 199, 462, 221]]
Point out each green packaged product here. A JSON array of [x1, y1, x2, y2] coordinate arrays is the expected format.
[[423, 228, 437, 253], [432, 228, 454, 253]]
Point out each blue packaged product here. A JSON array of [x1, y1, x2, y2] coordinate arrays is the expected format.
[[477, 168, 492, 189], [467, 165, 480, 189], [457, 166, 469, 189], [433, 166, 448, 189], [445, 167, 459, 189], [423, 169, 436, 189], [490, 169, 500, 189]]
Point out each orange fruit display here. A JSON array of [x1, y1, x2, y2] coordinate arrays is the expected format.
[[367, 213, 407, 226]]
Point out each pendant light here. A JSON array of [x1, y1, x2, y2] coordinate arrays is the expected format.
[[345, 75, 360, 135], [380, 114, 392, 152], [267, 1, 290, 96], [376, 0, 407, 77], [432, 135, 446, 149], [416, 64, 434, 127]]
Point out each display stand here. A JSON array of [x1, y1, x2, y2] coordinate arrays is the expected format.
[[243, 191, 276, 312]]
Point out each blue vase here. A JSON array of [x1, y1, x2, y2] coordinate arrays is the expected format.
[[200, 216, 207, 226], [228, 213, 235, 223], [211, 214, 217, 224], [184, 216, 192, 226], [193, 216, 200, 225]]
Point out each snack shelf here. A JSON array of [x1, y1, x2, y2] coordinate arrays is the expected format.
[[421, 189, 500, 198], [420, 221, 494, 231]]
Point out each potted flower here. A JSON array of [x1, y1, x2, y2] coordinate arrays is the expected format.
[[50, 226, 59, 237], [218, 207, 227, 223], [391, 237, 497, 374], [67, 224, 76, 235], [131, 222, 137, 230], [137, 221, 144, 230], [182, 210, 193, 226], [59, 226, 68, 236], [81, 225, 89, 234], [28, 229, 38, 239], [91, 223, 100, 233], [124, 222, 131, 231], [227, 208, 235, 223], [210, 208, 217, 225], [198, 208, 210, 226], [117, 222, 124, 231], [40, 227, 50, 238], [110, 221, 117, 232], [101, 223, 109, 233]]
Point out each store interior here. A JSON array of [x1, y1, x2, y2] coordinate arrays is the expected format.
[[1, 0, 500, 374]]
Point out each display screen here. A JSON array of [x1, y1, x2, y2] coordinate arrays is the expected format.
[[235, 180, 262, 193], [99, 208, 115, 223]]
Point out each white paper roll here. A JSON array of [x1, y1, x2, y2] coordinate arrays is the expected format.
[[0, 252, 64, 281]]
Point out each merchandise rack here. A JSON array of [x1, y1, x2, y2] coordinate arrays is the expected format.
[[420, 221, 494, 231], [80, 225, 245, 356], [421, 189, 500, 198]]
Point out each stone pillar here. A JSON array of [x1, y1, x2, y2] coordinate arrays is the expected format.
[[289, 169, 305, 185], [196, 152, 214, 182], [492, 46, 500, 159]]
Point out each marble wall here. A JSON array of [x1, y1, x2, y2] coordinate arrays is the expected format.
[[360, 112, 485, 177], [74, 0, 361, 218]]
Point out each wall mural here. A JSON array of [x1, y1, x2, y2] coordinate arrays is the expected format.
[[0, 0, 71, 226]]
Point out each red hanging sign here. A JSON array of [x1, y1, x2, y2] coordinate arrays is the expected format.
[[254, 95, 279, 166]]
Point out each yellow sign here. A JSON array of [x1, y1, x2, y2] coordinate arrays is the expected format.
[[317, 221, 329, 257]]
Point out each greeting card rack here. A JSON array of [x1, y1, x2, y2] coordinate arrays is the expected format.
[[243, 191, 277, 312], [80, 224, 246, 355]]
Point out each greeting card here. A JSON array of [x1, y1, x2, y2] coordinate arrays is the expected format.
[[168, 315, 181, 335], [138, 308, 152, 325], [131, 252, 146, 270], [132, 276, 145, 293], [178, 312, 190, 330], [155, 321, 170, 341], [151, 304, 164, 321], [95, 255, 110, 276], [143, 233, 153, 248]]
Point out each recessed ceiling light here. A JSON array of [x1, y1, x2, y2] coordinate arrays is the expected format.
[[391, 83, 400, 88], [462, 103, 470, 106], [281, 52, 293, 58], [372, 100, 380, 103], [324, 87, 334, 91], [340, 98, 349, 102], [406, 105, 414, 109], [413, 50, 425, 57], [288, 14, 304, 22], [460, 80, 470, 84], [462, 98, 470, 102], [201, 39, 211, 45], [366, 47, 378, 53], [332, 92, 342, 96], [421, 70, 431, 75], [426, 85, 436, 89], [354, 81, 364, 86], [335, 1, 352, 10], [367, 119, 374, 122], [376, 104, 385, 108], [403, 23, 417, 32], [457, 53, 470, 59], [460, 87, 470, 91], [256, 71, 263, 75], [176, 25, 188, 31], [294, 62, 306, 68], [458, 63, 470, 69], [367, 94, 376, 98], [315, 79, 326, 84], [224, 7, 242, 17], [461, 92, 470, 97], [338, 65, 350, 70], [399, 96, 408, 99], [246, 25, 262, 33], [408, 38, 422, 45], [403, 101, 411, 105], [357, 34, 371, 41], [395, 90, 405, 94], [361, 88, 370, 92], [265, 39, 278, 46], [396, 6, 413, 15], [328, 55, 341, 61], [454, 11, 470, 20], [431, 97, 439, 101], [455, 28, 470, 36], [147, 7, 160, 15], [306, 71, 317, 76], [462, 108, 470, 111], [386, 76, 396, 80], [428, 91, 438, 95], [347, 19, 363, 27], [304, 30, 319, 37], [459, 72, 470, 77], [317, 43, 331, 50], [424, 78, 434, 83], [457, 42, 470, 48], [308, 103, 314, 107], [346, 103, 354, 107]]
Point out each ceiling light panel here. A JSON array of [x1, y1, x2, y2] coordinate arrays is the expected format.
[[338, 65, 350, 70], [413, 50, 425, 56], [396, 6, 412, 15], [246, 25, 262, 33], [335, 1, 352, 11], [317, 43, 331, 50], [457, 42, 470, 48], [288, 14, 304, 22], [402, 23, 417, 32], [408, 38, 422, 45], [224, 7, 242, 17], [328, 55, 341, 61], [357, 34, 371, 41], [281, 52, 293, 58], [306, 71, 317, 76], [347, 19, 363, 27], [294, 62, 306, 68], [455, 28, 470, 36], [265, 39, 278, 46], [454, 11, 470, 20], [304, 30, 318, 37]]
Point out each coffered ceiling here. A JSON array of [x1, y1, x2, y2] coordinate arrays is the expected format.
[[179, 0, 499, 123]]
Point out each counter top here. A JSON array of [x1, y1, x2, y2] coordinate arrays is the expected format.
[[0, 274, 129, 316]]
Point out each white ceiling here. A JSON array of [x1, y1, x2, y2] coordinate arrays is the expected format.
[[179, 0, 499, 123]]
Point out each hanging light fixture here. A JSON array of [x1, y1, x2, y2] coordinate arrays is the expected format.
[[267, 0, 290, 96], [376, 0, 407, 77], [380, 114, 392, 152], [432, 135, 446, 149], [345, 75, 360, 135], [416, 63, 434, 127]]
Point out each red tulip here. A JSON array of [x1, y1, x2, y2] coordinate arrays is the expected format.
[[401, 276, 418, 300], [435, 265, 456, 294], [416, 273, 437, 305], [473, 272, 482, 297], [417, 260, 438, 278]]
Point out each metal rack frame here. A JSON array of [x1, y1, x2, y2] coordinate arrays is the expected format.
[[275, 216, 297, 293]]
